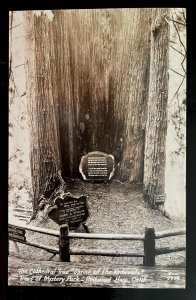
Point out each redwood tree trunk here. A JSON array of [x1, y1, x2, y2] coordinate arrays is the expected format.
[[51, 9, 153, 182], [25, 9, 170, 215], [143, 9, 169, 208], [25, 12, 61, 215], [118, 9, 152, 182]]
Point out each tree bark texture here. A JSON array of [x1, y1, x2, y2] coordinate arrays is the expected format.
[[143, 9, 169, 206], [25, 9, 169, 209], [53, 9, 153, 182], [25, 12, 62, 213]]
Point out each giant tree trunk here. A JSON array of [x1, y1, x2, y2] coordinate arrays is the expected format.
[[25, 9, 170, 215], [143, 9, 169, 208], [118, 9, 152, 182], [25, 12, 62, 215], [50, 9, 153, 181]]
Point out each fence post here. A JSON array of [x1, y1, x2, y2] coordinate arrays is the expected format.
[[144, 227, 155, 266], [59, 224, 70, 262]]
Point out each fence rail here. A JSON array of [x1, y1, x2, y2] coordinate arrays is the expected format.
[[69, 232, 144, 240], [8, 222, 186, 266], [70, 248, 144, 257], [155, 228, 185, 239], [17, 240, 59, 254], [9, 222, 59, 237], [155, 246, 186, 256]]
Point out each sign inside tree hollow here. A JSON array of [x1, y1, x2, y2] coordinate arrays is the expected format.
[[79, 151, 115, 181], [48, 195, 89, 228]]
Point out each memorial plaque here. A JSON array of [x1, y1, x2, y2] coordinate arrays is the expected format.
[[154, 194, 166, 204], [8, 225, 26, 242], [79, 151, 115, 181], [48, 195, 89, 228]]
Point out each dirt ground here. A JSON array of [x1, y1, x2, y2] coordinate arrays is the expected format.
[[9, 178, 186, 267]]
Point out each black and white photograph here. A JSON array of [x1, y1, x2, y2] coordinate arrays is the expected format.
[[8, 8, 186, 289]]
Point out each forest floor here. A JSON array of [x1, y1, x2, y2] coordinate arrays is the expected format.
[[9, 178, 186, 267]]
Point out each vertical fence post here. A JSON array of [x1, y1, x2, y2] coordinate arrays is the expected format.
[[59, 224, 70, 262], [144, 227, 155, 266]]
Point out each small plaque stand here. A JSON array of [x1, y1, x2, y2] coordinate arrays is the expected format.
[[48, 194, 90, 232]]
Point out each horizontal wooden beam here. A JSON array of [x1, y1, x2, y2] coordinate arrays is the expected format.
[[155, 246, 186, 256], [13, 213, 30, 218], [70, 248, 144, 257], [9, 222, 59, 237], [155, 228, 186, 239], [10, 239, 59, 254], [13, 208, 32, 213], [69, 232, 144, 240]]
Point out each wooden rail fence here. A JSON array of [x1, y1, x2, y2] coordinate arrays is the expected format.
[[8, 222, 185, 266]]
